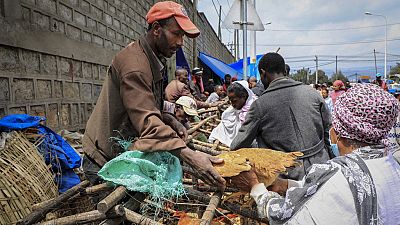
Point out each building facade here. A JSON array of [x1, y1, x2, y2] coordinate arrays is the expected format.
[[0, 0, 234, 131]]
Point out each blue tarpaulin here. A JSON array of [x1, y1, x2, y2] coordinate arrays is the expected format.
[[176, 47, 191, 74], [199, 52, 241, 80], [0, 114, 81, 193], [229, 54, 264, 80]]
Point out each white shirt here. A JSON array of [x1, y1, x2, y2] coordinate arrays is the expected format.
[[250, 154, 400, 225]]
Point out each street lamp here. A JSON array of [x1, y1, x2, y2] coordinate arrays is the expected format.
[[365, 12, 388, 80]]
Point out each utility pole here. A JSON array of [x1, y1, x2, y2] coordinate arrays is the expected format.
[[374, 49, 378, 74], [249, 0, 256, 69], [335, 55, 338, 80], [241, 0, 248, 80], [227, 42, 235, 55], [218, 5, 222, 40], [315, 56, 319, 84], [192, 0, 198, 68], [233, 29, 238, 60]]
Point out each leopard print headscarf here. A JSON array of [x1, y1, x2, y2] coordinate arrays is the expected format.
[[332, 83, 399, 144]]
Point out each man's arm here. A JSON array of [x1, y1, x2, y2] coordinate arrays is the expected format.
[[162, 112, 188, 141], [121, 72, 225, 188], [230, 102, 261, 150], [121, 71, 186, 152], [320, 100, 334, 158]]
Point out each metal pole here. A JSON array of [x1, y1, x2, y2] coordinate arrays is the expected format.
[[315, 56, 318, 84], [233, 30, 237, 60], [335, 55, 338, 80], [218, 5, 222, 40], [374, 49, 378, 74], [242, 0, 248, 80], [250, 0, 256, 71], [365, 12, 388, 80], [384, 15, 387, 80]]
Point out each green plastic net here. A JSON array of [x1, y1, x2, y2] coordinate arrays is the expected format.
[[97, 150, 185, 216]]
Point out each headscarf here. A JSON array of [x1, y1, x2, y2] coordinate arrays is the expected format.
[[208, 81, 257, 146], [331, 80, 346, 105], [333, 80, 345, 89], [332, 83, 399, 144], [234, 80, 258, 123]]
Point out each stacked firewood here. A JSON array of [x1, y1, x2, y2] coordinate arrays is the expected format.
[[20, 101, 272, 225]]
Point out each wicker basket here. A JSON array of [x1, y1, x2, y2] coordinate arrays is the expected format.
[[0, 131, 58, 225]]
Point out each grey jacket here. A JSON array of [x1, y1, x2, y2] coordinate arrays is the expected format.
[[231, 77, 333, 180]]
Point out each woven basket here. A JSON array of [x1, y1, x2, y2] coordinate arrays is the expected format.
[[0, 131, 58, 225]]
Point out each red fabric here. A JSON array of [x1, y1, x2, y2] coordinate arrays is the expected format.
[[330, 90, 346, 105], [192, 76, 204, 93]]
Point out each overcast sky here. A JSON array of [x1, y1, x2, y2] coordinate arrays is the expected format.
[[197, 0, 400, 78]]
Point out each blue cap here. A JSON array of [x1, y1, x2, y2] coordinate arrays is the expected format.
[[376, 73, 382, 77]]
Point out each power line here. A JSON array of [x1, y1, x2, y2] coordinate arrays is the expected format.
[[215, 0, 227, 17], [267, 22, 400, 32], [210, 0, 220, 19], [211, 0, 233, 34], [240, 37, 400, 47], [285, 51, 400, 60]]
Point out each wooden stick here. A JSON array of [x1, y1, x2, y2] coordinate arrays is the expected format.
[[198, 107, 219, 114], [84, 183, 114, 194], [188, 115, 217, 134], [200, 192, 223, 225], [106, 205, 125, 218], [206, 122, 218, 128], [124, 208, 162, 225], [18, 180, 90, 225], [192, 139, 230, 151], [97, 186, 127, 214], [212, 140, 220, 151], [187, 143, 222, 156], [99, 217, 124, 225], [123, 192, 146, 212], [40, 205, 124, 225], [194, 185, 239, 193], [39, 210, 106, 225], [184, 188, 269, 223], [198, 129, 212, 135]]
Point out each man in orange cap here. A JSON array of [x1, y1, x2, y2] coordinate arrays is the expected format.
[[83, 1, 225, 188]]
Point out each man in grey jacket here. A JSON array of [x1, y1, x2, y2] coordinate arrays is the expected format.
[[231, 52, 333, 180]]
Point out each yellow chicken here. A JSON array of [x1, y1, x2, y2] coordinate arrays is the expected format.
[[214, 148, 303, 187]]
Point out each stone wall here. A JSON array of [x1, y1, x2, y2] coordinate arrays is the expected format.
[[0, 0, 234, 131]]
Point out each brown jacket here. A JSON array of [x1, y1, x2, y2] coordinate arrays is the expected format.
[[83, 36, 186, 167], [165, 79, 209, 108], [165, 79, 191, 103]]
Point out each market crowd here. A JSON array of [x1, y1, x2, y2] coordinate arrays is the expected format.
[[81, 1, 400, 224]]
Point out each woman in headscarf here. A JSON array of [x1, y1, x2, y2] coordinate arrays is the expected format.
[[230, 83, 400, 225], [330, 79, 346, 105], [209, 80, 257, 146]]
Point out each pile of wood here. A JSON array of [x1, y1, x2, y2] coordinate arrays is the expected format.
[[18, 101, 272, 224], [18, 180, 268, 225]]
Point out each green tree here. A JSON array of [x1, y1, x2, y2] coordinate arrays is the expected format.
[[309, 70, 329, 84], [291, 68, 310, 84], [330, 71, 348, 83], [390, 63, 400, 75]]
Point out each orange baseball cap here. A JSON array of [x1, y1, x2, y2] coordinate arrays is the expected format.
[[146, 1, 200, 38]]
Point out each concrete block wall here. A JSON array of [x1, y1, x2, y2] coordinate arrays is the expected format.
[[0, 0, 234, 131]]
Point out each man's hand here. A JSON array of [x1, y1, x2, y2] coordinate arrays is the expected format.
[[162, 113, 188, 141], [267, 178, 288, 196], [209, 102, 219, 107], [228, 169, 259, 193], [180, 147, 226, 189]]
